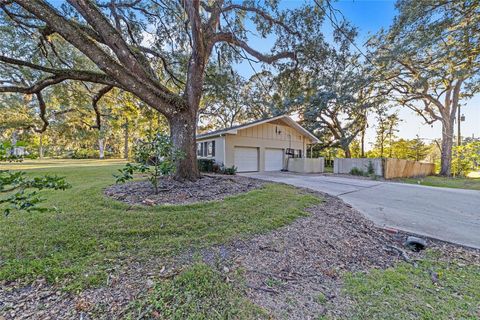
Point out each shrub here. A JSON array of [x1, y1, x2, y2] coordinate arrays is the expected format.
[[25, 152, 39, 160], [350, 167, 366, 176], [0, 142, 22, 162], [1, 141, 70, 215], [212, 163, 221, 173], [221, 165, 237, 175], [367, 161, 375, 175], [115, 134, 184, 193], [452, 141, 480, 176], [198, 159, 215, 172], [71, 149, 99, 159], [71, 149, 113, 159]]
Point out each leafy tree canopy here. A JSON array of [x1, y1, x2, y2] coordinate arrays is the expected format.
[[368, 0, 480, 175]]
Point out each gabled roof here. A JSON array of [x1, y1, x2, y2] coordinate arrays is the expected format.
[[196, 114, 320, 143]]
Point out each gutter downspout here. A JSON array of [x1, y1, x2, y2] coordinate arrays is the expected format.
[[283, 134, 292, 171], [221, 134, 226, 167]]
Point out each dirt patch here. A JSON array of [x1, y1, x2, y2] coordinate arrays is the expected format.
[[104, 174, 264, 205], [2, 188, 479, 320], [0, 258, 172, 320]]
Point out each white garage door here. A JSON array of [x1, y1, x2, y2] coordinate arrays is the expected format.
[[265, 148, 284, 171], [234, 147, 258, 172]]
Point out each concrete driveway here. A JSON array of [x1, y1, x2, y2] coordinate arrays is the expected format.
[[242, 172, 480, 249]]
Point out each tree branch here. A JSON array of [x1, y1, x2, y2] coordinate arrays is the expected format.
[[67, 0, 157, 83], [220, 4, 301, 37], [33, 92, 49, 133], [15, 0, 181, 116], [90, 85, 113, 129], [0, 70, 118, 94], [211, 32, 295, 64]]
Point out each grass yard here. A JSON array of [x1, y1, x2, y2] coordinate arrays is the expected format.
[[126, 263, 268, 320], [344, 250, 480, 319], [2, 160, 479, 319], [0, 159, 320, 291], [400, 175, 480, 190]]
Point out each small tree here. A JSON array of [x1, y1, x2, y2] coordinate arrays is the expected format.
[[373, 108, 401, 158], [115, 134, 183, 194], [452, 141, 480, 176]]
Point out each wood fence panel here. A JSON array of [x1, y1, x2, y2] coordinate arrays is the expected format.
[[384, 158, 435, 179]]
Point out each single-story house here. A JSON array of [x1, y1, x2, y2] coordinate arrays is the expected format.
[[196, 115, 320, 172]]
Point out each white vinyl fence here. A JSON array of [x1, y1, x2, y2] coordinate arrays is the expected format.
[[288, 157, 324, 173]]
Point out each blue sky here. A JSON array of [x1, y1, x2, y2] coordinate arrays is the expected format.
[[330, 0, 479, 146], [237, 0, 479, 147], [332, 0, 479, 146]]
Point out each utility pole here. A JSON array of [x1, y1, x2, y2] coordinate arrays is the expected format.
[[457, 105, 461, 146], [457, 106, 466, 146]]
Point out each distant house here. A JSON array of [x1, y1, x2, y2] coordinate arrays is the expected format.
[[196, 115, 319, 172], [10, 146, 27, 157]]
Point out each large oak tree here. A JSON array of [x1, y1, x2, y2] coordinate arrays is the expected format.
[[289, 33, 383, 158], [0, 0, 324, 180], [369, 0, 480, 175]]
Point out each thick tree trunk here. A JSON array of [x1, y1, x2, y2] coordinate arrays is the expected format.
[[439, 120, 454, 176], [343, 147, 352, 158], [170, 111, 199, 181], [98, 138, 105, 159]]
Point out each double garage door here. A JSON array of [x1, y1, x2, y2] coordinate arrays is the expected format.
[[234, 147, 284, 172]]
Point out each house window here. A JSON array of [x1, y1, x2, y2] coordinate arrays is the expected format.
[[197, 143, 202, 157], [197, 141, 215, 158], [208, 141, 215, 156], [294, 149, 303, 158]]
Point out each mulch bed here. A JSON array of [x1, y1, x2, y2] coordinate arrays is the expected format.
[[104, 174, 265, 206], [185, 191, 480, 319], [1, 184, 479, 320]]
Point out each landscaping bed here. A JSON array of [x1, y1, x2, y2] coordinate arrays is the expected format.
[[104, 174, 265, 205], [174, 192, 479, 319]]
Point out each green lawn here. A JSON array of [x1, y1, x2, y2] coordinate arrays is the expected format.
[[2, 160, 479, 318], [0, 159, 320, 291], [344, 250, 480, 319], [400, 175, 480, 190], [126, 263, 268, 320]]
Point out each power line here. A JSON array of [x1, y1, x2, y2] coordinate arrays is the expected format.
[[313, 0, 375, 66], [314, 0, 415, 110], [218, 7, 275, 97]]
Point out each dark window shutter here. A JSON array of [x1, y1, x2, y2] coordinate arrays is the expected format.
[[212, 141, 215, 156]]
